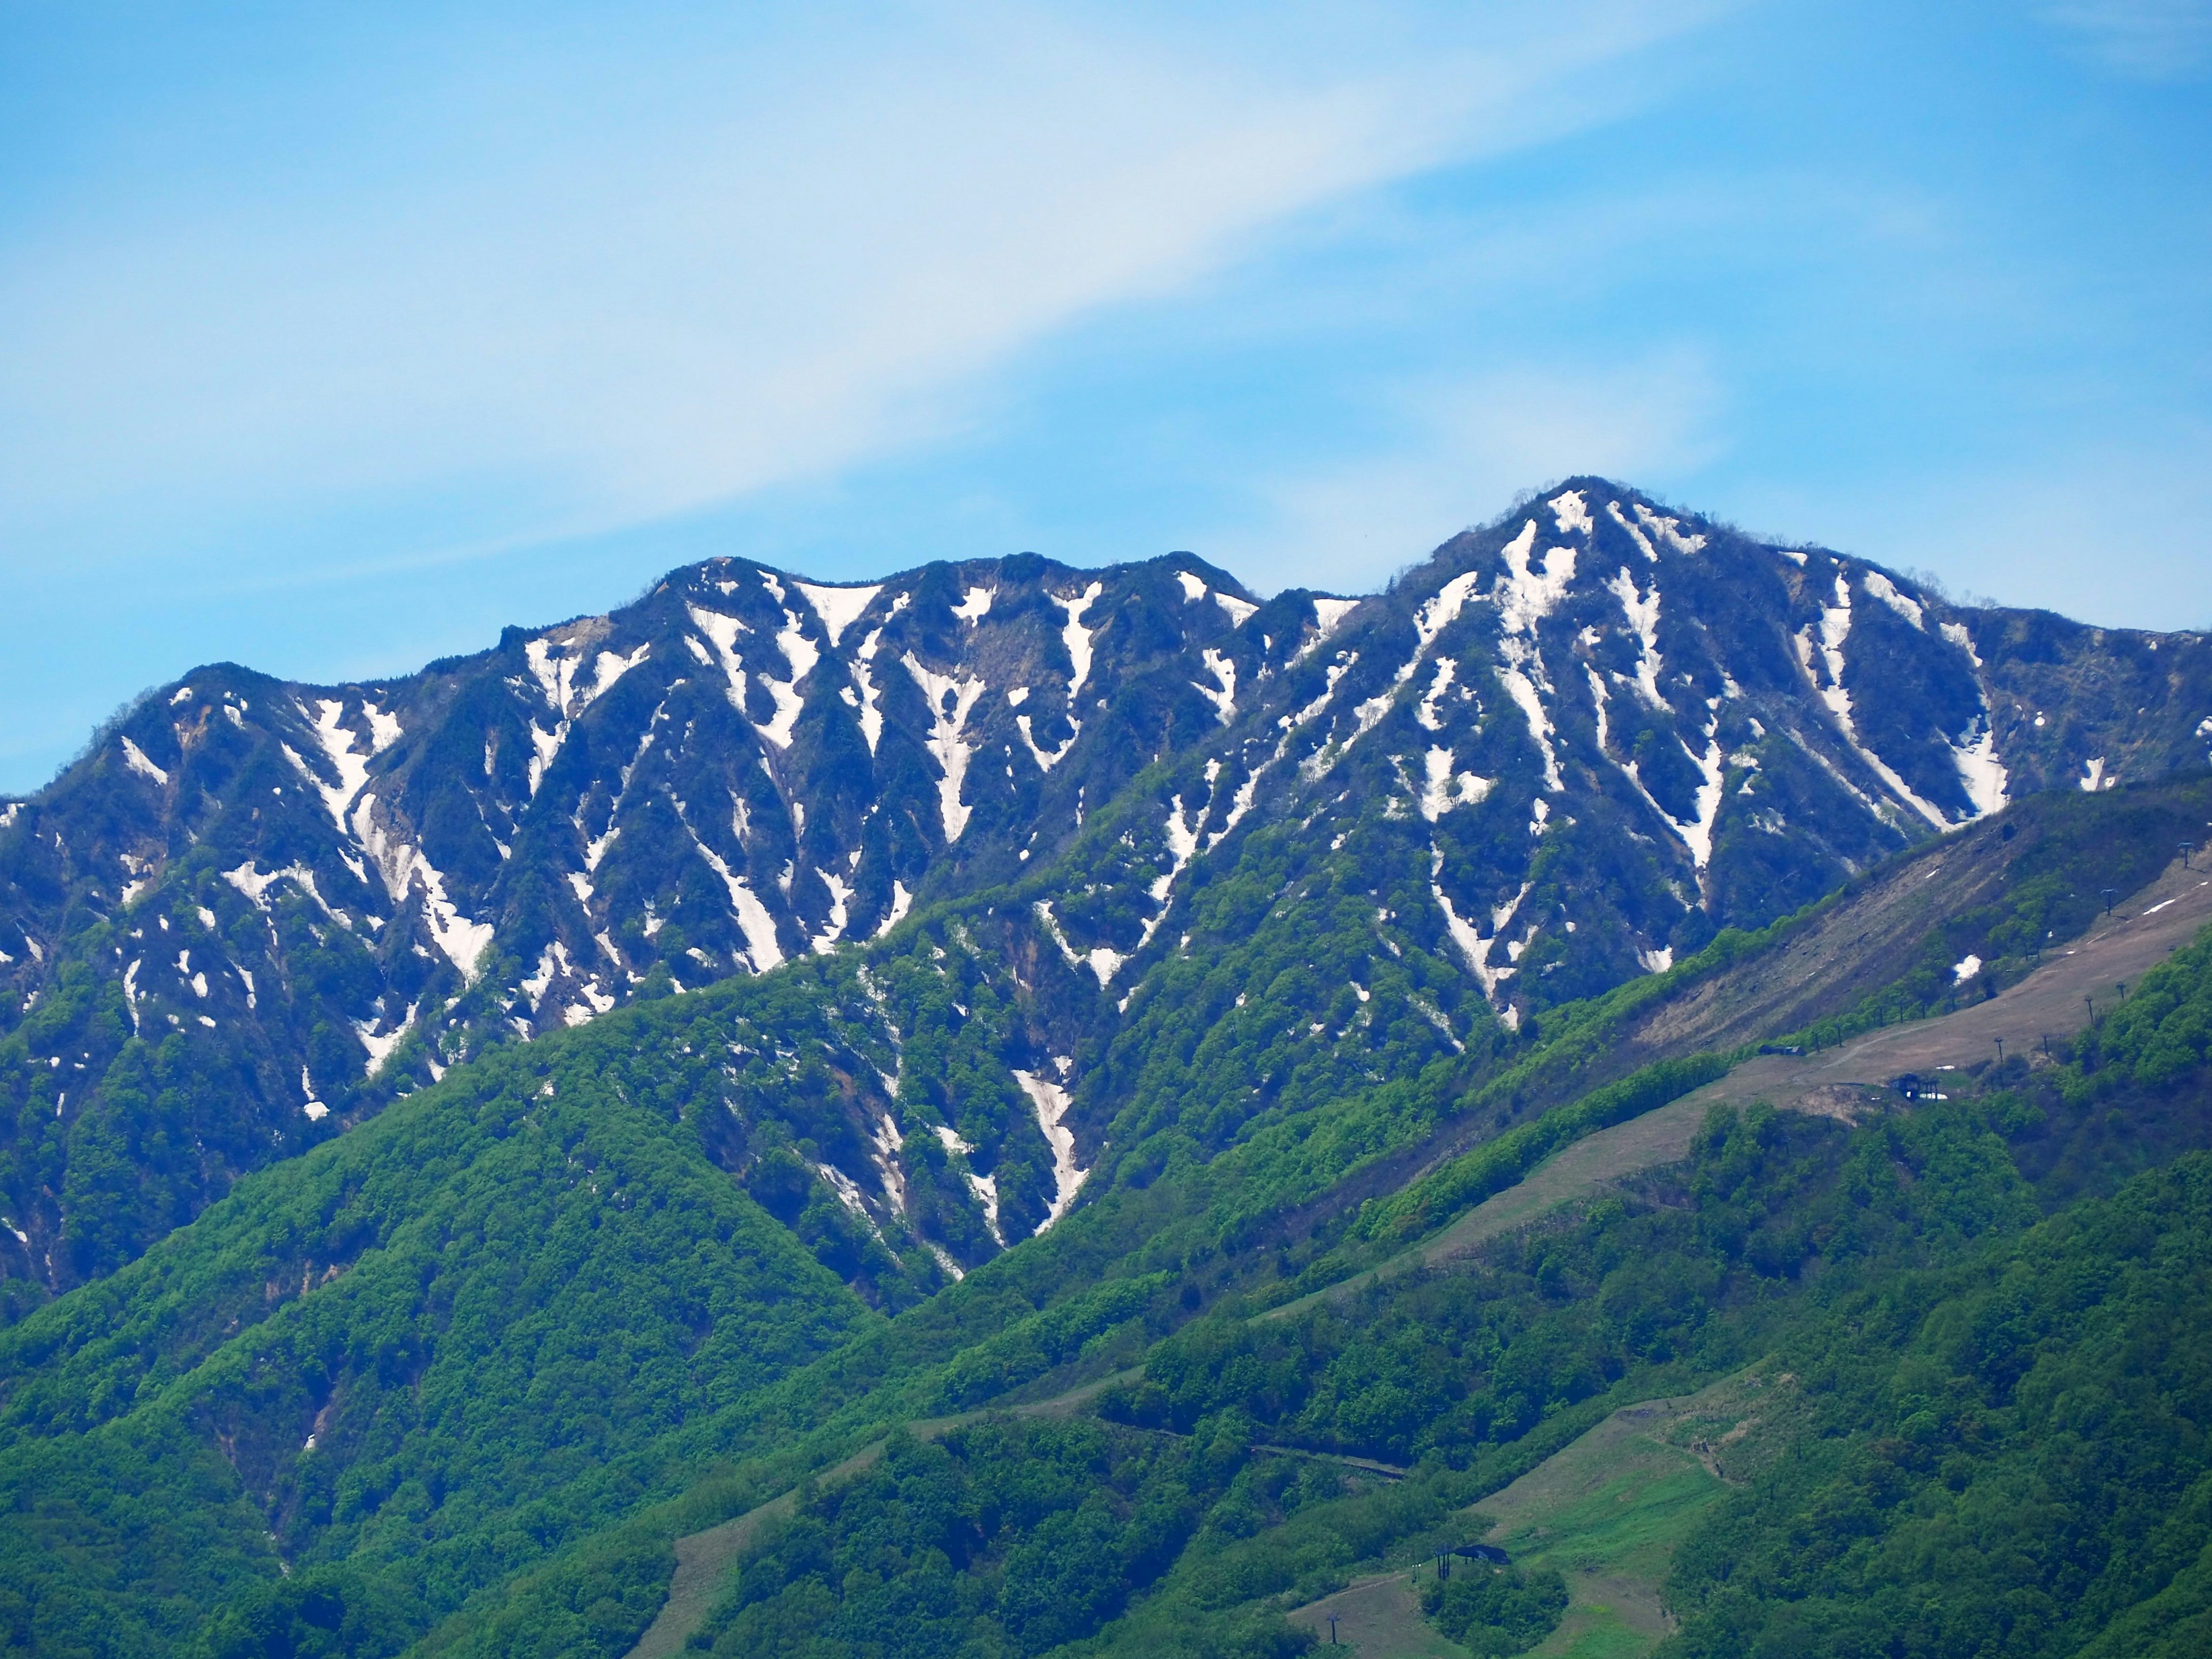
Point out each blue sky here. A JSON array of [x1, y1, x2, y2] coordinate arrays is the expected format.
[[2, 0, 2207, 792]]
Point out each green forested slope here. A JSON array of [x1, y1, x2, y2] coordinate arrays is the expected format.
[[521, 924, 2212, 1659], [0, 1027, 876, 1657], [3, 776, 2210, 1659]]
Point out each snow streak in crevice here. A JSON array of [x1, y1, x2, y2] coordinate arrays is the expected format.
[[903, 655, 987, 843]]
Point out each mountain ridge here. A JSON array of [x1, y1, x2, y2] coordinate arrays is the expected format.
[[2, 479, 2208, 1309]]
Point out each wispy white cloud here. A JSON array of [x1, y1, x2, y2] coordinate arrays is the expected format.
[[2044, 0, 2212, 78], [0, 1, 1725, 570]]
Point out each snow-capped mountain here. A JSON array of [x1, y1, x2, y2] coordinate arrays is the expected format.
[[1, 479, 2206, 1298]]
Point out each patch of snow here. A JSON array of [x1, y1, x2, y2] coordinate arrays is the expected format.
[[816, 1161, 876, 1221], [1032, 899, 1120, 984], [1634, 503, 1707, 555], [362, 703, 403, 753], [683, 824, 784, 971], [120, 736, 168, 785], [1793, 575, 1950, 830], [1939, 620, 1983, 669], [1414, 568, 1486, 660], [1148, 801, 1199, 906], [1861, 570, 1924, 629], [1492, 518, 1577, 638], [1416, 658, 1456, 731], [1304, 683, 1396, 781], [1953, 720, 2009, 819], [810, 868, 853, 954], [925, 1242, 965, 1281], [1175, 571, 1207, 603], [236, 967, 255, 1009], [1607, 500, 1658, 562], [521, 945, 560, 1012], [1419, 747, 1494, 821], [875, 881, 914, 938], [868, 1114, 907, 1214], [1055, 581, 1105, 696], [1291, 595, 1363, 663], [1283, 654, 1357, 733], [354, 1002, 418, 1075], [952, 585, 994, 625], [224, 861, 338, 921], [1433, 861, 1532, 1007], [687, 603, 755, 713], [1952, 953, 1983, 983], [297, 700, 375, 830], [1550, 489, 1593, 537], [1207, 752, 1270, 851], [1017, 713, 1080, 771], [527, 723, 563, 797], [1014, 1067, 1088, 1230], [902, 654, 987, 842], [1495, 640, 1563, 792], [1620, 717, 1726, 872], [524, 638, 575, 710], [748, 602, 821, 750], [847, 611, 901, 754], [2081, 756, 2109, 792], [1607, 567, 1665, 709], [967, 1169, 1004, 1244], [303, 1101, 329, 1122], [1311, 596, 1362, 638], [349, 797, 495, 979], [170, 685, 194, 705], [1639, 945, 1675, 974], [1194, 649, 1237, 724], [793, 581, 882, 646], [1216, 591, 1257, 626]]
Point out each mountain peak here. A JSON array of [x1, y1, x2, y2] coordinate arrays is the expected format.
[[2, 486, 2208, 1298]]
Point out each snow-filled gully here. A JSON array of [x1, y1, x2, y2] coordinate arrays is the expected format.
[[1013, 1067, 1088, 1231], [903, 655, 987, 843]]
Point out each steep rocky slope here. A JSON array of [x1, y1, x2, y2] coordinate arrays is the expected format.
[[2, 480, 2207, 1302]]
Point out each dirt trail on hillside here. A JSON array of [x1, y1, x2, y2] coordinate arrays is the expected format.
[[623, 1370, 1134, 1658], [1694, 856, 2212, 1113], [1283, 857, 2212, 1315]]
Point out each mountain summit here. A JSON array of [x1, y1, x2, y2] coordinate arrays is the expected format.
[[1, 481, 2206, 1297]]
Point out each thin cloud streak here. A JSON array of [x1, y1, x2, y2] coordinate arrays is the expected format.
[[0, 1, 1724, 573], [2044, 0, 2212, 78]]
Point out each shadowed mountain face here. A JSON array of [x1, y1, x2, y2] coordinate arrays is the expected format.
[[1, 479, 2207, 1298]]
